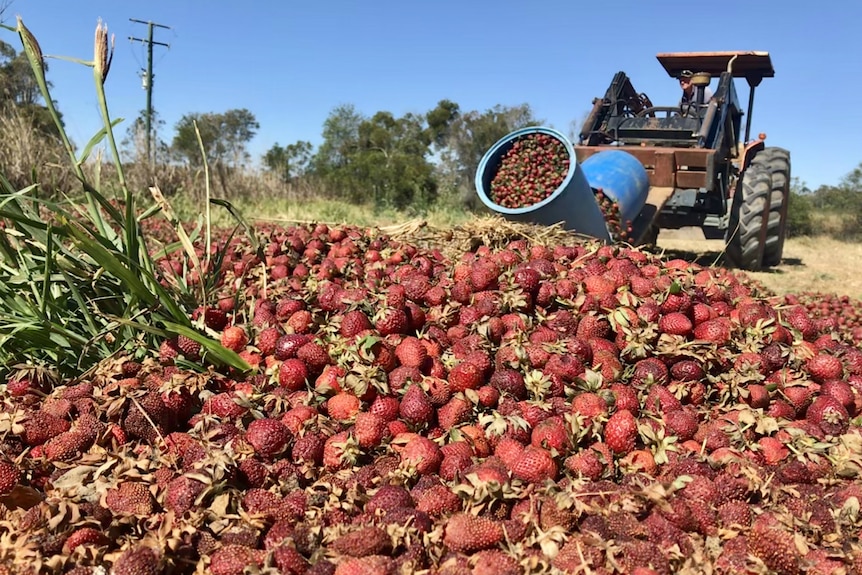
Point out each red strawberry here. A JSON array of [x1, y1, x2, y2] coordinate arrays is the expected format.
[[164, 475, 206, 514], [806, 353, 843, 382], [747, 512, 801, 575], [327, 392, 361, 421], [658, 312, 692, 336], [448, 361, 484, 393], [374, 307, 409, 336], [604, 409, 638, 454], [296, 341, 331, 374], [278, 358, 309, 391], [332, 525, 391, 557], [443, 513, 505, 553], [398, 384, 434, 427], [399, 436, 442, 475], [111, 546, 161, 575], [220, 325, 249, 352], [414, 484, 462, 517], [63, 527, 107, 553], [806, 394, 850, 436], [353, 412, 389, 449], [333, 555, 395, 575], [437, 395, 472, 430], [274, 334, 310, 360], [246, 418, 290, 458], [104, 481, 155, 516], [511, 445, 558, 483], [692, 317, 732, 344], [395, 336, 428, 369], [757, 436, 789, 465], [256, 327, 281, 356], [0, 460, 20, 495], [209, 544, 266, 575]]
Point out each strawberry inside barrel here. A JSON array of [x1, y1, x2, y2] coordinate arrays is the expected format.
[[489, 133, 570, 208]]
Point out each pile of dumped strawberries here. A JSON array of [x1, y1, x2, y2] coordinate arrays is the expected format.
[[2, 221, 862, 575]]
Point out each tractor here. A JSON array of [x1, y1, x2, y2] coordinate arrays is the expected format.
[[475, 51, 791, 272]]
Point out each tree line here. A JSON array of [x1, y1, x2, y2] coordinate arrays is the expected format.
[[3, 34, 862, 228]]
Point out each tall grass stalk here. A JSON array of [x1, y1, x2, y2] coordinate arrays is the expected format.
[[0, 18, 251, 380]]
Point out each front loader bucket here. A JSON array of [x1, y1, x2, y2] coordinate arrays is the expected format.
[[475, 127, 613, 242]]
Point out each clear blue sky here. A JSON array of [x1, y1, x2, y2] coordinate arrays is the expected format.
[[6, 0, 862, 189]]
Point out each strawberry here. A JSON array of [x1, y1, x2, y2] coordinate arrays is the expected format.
[[209, 544, 266, 575], [631, 357, 669, 387], [256, 326, 281, 356], [394, 336, 428, 369], [399, 436, 442, 475], [332, 525, 391, 557], [176, 334, 202, 359], [604, 408, 638, 454], [806, 394, 850, 436], [104, 481, 155, 516], [353, 412, 389, 449], [203, 307, 229, 330], [471, 549, 521, 575], [747, 512, 801, 575], [398, 385, 434, 427], [333, 555, 395, 575], [278, 358, 309, 391], [437, 395, 471, 430], [63, 527, 108, 553], [164, 475, 206, 514], [757, 436, 789, 465], [511, 445, 558, 483], [447, 361, 484, 393], [530, 415, 570, 452], [274, 333, 310, 360], [658, 312, 692, 336], [0, 460, 20, 495], [327, 392, 361, 421], [374, 307, 409, 336], [19, 411, 70, 446], [806, 353, 843, 382], [296, 341, 331, 374], [246, 418, 290, 458], [220, 325, 249, 352], [670, 360, 704, 381], [365, 484, 414, 515], [443, 513, 504, 553], [692, 317, 732, 344], [414, 484, 462, 517], [111, 546, 161, 575], [272, 545, 308, 575]]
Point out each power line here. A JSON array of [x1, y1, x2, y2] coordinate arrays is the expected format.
[[128, 18, 171, 169]]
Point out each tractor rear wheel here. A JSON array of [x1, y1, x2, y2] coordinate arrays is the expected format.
[[753, 147, 791, 267], [724, 158, 772, 271]]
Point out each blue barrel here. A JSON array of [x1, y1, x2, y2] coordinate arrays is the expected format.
[[580, 150, 649, 225], [475, 127, 612, 242]]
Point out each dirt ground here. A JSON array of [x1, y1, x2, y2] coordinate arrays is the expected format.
[[655, 235, 862, 299]]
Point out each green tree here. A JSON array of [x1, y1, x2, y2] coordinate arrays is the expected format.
[[310, 104, 440, 209], [263, 140, 313, 183], [435, 103, 540, 207], [171, 108, 260, 167], [0, 38, 61, 136]]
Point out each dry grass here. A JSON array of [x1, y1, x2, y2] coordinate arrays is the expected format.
[[656, 235, 862, 299]]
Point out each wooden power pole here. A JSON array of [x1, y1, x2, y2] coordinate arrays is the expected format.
[[129, 18, 170, 168]]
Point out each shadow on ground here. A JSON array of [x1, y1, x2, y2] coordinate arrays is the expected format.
[[647, 244, 805, 273]]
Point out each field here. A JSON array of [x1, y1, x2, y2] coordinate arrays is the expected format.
[[656, 235, 862, 299], [4, 20, 862, 573]]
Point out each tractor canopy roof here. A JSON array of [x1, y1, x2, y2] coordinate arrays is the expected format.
[[656, 51, 774, 81]]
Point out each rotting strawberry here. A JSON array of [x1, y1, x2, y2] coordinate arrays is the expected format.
[[220, 325, 249, 352], [63, 526, 108, 553], [442, 512, 505, 554], [246, 417, 291, 458], [111, 546, 162, 575], [604, 408, 638, 455], [0, 460, 20, 495]]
